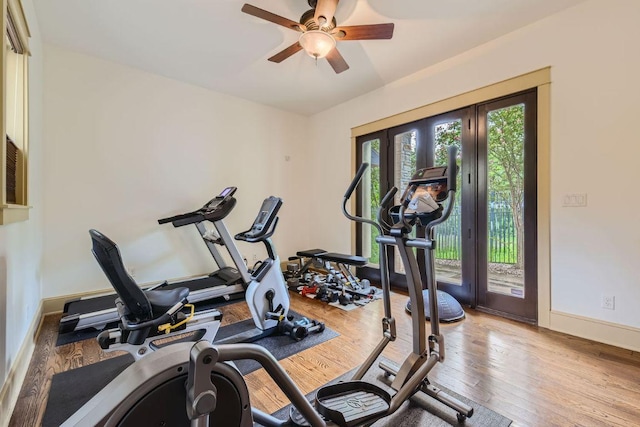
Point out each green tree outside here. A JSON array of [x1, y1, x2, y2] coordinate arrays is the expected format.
[[365, 105, 525, 267]]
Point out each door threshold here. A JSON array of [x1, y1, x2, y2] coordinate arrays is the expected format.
[[475, 305, 537, 325]]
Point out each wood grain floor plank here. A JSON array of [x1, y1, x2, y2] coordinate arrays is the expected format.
[[8, 290, 640, 427]]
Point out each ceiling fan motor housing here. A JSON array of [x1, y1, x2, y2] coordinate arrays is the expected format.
[[300, 8, 336, 31]]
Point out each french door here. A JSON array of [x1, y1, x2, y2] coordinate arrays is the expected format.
[[355, 110, 475, 305], [477, 91, 537, 321], [355, 90, 537, 323]]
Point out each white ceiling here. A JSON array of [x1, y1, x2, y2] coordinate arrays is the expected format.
[[33, 0, 585, 115]]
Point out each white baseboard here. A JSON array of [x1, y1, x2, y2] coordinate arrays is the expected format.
[[549, 310, 640, 352], [41, 274, 210, 315], [0, 302, 44, 427]]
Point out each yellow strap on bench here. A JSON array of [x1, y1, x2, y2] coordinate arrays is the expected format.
[[158, 303, 195, 334]]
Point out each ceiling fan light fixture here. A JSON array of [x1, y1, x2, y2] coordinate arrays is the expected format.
[[299, 30, 335, 59]]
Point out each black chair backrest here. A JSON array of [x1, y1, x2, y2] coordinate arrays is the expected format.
[[89, 229, 152, 321]]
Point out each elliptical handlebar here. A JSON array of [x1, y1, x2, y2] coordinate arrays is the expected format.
[[378, 187, 398, 233], [342, 163, 383, 235], [344, 163, 369, 200], [396, 184, 416, 235], [380, 186, 398, 210], [447, 145, 457, 192]]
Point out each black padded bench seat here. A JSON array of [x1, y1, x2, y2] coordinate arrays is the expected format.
[[297, 249, 327, 258], [296, 249, 367, 267]]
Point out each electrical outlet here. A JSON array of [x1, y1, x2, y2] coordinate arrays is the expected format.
[[601, 295, 615, 310]]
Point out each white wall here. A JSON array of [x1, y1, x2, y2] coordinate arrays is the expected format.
[[0, 0, 44, 416], [42, 45, 310, 298], [306, 0, 640, 329]]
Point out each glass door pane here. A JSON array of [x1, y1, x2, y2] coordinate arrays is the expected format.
[[360, 139, 381, 267], [423, 107, 474, 306], [486, 104, 525, 297], [477, 90, 537, 322], [432, 120, 463, 286]]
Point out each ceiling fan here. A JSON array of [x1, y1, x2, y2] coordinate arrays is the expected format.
[[241, 0, 394, 74]]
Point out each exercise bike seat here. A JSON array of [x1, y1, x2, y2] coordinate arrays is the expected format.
[[145, 287, 189, 314]]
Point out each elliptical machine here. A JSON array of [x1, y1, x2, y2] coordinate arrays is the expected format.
[[62, 147, 472, 426], [290, 145, 473, 425]]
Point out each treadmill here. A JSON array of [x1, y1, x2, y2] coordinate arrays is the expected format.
[[58, 187, 248, 334]]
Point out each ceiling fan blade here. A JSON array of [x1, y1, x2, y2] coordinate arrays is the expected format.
[[242, 4, 304, 32], [268, 42, 304, 63], [314, 0, 339, 27], [333, 23, 394, 40], [326, 47, 349, 74]]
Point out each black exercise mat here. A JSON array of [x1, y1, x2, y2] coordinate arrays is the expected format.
[[266, 356, 512, 427], [213, 316, 338, 375], [43, 315, 338, 427], [55, 295, 241, 346]]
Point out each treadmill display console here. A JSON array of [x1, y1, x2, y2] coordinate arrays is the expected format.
[[204, 187, 237, 211], [219, 186, 236, 199]]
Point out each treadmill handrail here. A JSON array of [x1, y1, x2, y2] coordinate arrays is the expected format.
[[158, 198, 237, 227], [158, 187, 239, 227]]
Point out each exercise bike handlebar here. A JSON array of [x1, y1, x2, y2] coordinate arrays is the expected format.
[[235, 217, 279, 243]]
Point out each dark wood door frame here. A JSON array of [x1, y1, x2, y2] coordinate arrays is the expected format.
[[476, 90, 538, 322], [354, 91, 538, 323]]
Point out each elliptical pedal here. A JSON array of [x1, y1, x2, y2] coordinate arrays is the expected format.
[[315, 381, 391, 427]]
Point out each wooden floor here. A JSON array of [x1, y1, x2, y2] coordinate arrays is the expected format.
[[9, 291, 640, 427]]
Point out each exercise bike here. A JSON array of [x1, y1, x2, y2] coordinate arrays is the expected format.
[[63, 147, 472, 426], [93, 193, 306, 360]]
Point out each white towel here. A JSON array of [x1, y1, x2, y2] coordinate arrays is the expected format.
[[407, 191, 440, 213]]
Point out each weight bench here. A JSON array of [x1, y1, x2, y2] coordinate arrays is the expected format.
[[289, 249, 377, 296], [297, 249, 367, 268]]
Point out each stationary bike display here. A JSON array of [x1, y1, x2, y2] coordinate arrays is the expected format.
[[63, 147, 471, 426]]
